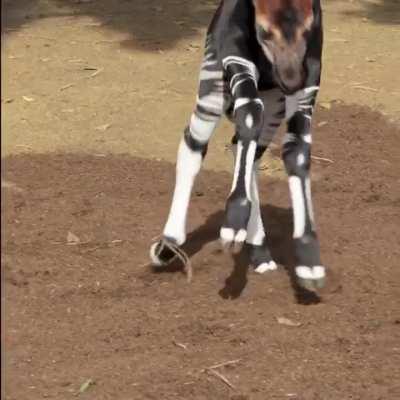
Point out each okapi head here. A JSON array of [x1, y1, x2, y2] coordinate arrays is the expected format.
[[253, 0, 314, 94]]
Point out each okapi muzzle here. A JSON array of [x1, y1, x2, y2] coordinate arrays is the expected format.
[[254, 0, 313, 94]]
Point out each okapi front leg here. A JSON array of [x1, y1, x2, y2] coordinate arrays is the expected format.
[[283, 87, 326, 290], [220, 56, 263, 252], [150, 38, 225, 266], [246, 88, 285, 273]]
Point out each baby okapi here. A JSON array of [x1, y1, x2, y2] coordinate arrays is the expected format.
[[150, 0, 325, 290]]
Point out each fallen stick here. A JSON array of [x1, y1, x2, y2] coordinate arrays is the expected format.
[[172, 341, 188, 350], [351, 85, 379, 92], [207, 359, 241, 370], [205, 368, 236, 390], [311, 155, 334, 164], [86, 68, 104, 78], [60, 83, 75, 91]]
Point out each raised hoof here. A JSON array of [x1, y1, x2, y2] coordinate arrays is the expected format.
[[149, 239, 178, 267], [295, 266, 326, 291]]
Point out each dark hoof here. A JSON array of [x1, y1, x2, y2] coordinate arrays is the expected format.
[[149, 239, 177, 267]]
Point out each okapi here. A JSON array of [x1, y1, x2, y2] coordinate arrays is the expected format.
[[150, 0, 326, 290]]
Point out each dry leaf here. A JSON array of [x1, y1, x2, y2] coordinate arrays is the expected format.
[[77, 378, 95, 394], [276, 317, 301, 327], [67, 231, 80, 245], [22, 96, 35, 102], [95, 123, 112, 131], [319, 102, 332, 110]]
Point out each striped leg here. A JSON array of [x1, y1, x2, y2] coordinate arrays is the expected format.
[[246, 88, 285, 272], [150, 37, 227, 266], [219, 56, 264, 252], [283, 86, 326, 289]]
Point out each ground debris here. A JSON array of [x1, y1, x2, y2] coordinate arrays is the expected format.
[[319, 102, 332, 110], [60, 83, 75, 91], [22, 96, 35, 102], [205, 368, 236, 390], [172, 340, 188, 350], [76, 378, 95, 395], [1, 180, 24, 192], [67, 231, 81, 245], [95, 123, 112, 131], [276, 317, 302, 327], [311, 155, 334, 164]]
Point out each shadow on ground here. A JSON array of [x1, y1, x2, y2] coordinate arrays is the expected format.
[[160, 205, 321, 305], [2, 0, 219, 50]]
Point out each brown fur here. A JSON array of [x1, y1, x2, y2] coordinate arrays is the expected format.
[[254, 0, 313, 40]]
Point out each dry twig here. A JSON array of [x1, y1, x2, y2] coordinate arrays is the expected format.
[[60, 83, 75, 91], [205, 368, 236, 390], [172, 341, 188, 350], [207, 359, 241, 370], [351, 85, 379, 92], [311, 155, 334, 164]]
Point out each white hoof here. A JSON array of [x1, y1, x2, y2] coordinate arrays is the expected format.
[[149, 242, 166, 267], [254, 261, 278, 274], [295, 265, 326, 280], [220, 227, 235, 246], [234, 229, 247, 243], [220, 227, 247, 246]]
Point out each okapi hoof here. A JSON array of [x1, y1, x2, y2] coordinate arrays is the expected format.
[[220, 227, 247, 254], [149, 239, 178, 267], [220, 196, 251, 254], [293, 236, 325, 290], [295, 266, 326, 291], [248, 243, 278, 273]]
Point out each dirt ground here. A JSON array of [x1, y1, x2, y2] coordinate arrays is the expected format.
[[1, 0, 400, 170], [3, 104, 400, 399], [2, 0, 400, 399]]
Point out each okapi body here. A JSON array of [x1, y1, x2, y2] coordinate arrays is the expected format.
[[150, 0, 326, 290]]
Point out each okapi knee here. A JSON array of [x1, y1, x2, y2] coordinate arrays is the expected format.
[[282, 111, 312, 177], [282, 136, 310, 178]]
